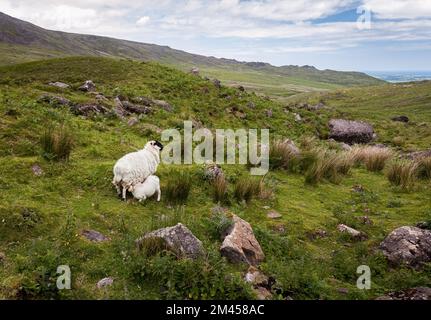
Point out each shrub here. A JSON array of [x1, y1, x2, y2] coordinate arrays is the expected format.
[[234, 177, 260, 203], [269, 140, 300, 171], [416, 157, 431, 180], [348, 146, 393, 172], [40, 125, 74, 161], [164, 170, 192, 204], [212, 175, 228, 203], [386, 160, 418, 190]]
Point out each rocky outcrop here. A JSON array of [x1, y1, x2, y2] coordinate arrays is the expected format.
[[136, 223, 204, 259], [71, 104, 110, 116], [379, 226, 431, 268], [81, 229, 110, 242], [114, 97, 152, 117], [328, 119, 374, 144], [78, 80, 96, 92], [220, 215, 265, 266], [376, 287, 431, 300], [337, 224, 368, 241]]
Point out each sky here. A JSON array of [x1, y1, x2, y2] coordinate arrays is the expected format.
[[1, 0, 431, 71]]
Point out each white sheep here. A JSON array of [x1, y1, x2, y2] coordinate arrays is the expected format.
[[130, 175, 161, 202], [112, 140, 163, 200]]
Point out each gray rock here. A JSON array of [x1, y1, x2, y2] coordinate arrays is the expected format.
[[81, 229, 110, 242], [127, 117, 139, 127], [267, 210, 282, 219], [329, 119, 374, 144], [294, 113, 302, 122], [405, 149, 431, 160], [265, 109, 273, 118], [220, 215, 265, 266], [245, 266, 269, 287], [391, 115, 409, 123], [247, 101, 256, 109], [190, 67, 200, 75], [379, 226, 431, 268], [337, 224, 368, 241], [376, 287, 431, 300], [97, 277, 114, 289], [136, 223, 204, 259], [38, 94, 71, 107], [31, 164, 44, 176], [204, 162, 224, 181], [78, 80, 96, 92], [153, 99, 173, 112], [71, 104, 110, 116], [49, 82, 70, 89], [282, 139, 301, 156], [213, 79, 222, 89]]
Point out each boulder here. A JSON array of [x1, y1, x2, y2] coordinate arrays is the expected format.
[[153, 99, 173, 112], [220, 215, 265, 266], [78, 80, 96, 92], [81, 229, 110, 243], [379, 226, 431, 268], [391, 115, 409, 123], [49, 82, 70, 89], [136, 223, 204, 259], [97, 277, 114, 289], [376, 287, 431, 300], [328, 119, 374, 144], [337, 224, 368, 241]]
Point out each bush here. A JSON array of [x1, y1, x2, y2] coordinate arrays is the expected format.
[[386, 160, 418, 190], [348, 146, 393, 172], [40, 125, 74, 161], [234, 177, 260, 203], [416, 157, 431, 180], [269, 140, 300, 171], [212, 175, 228, 203], [164, 170, 192, 204]]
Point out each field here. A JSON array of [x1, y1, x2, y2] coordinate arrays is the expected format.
[[0, 57, 430, 300]]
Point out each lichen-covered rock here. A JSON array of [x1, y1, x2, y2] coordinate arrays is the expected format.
[[406, 149, 431, 160], [329, 119, 374, 144], [337, 224, 368, 241], [49, 82, 70, 89], [136, 223, 204, 259], [379, 226, 431, 268], [376, 287, 431, 300], [97, 277, 114, 289], [220, 215, 265, 266], [78, 80, 96, 92]]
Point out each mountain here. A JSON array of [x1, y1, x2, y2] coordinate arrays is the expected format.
[[0, 11, 384, 98]]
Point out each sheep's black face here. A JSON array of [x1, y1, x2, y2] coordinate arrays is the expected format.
[[153, 141, 164, 151]]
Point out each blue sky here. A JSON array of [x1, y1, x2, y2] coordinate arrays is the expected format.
[[1, 0, 431, 71]]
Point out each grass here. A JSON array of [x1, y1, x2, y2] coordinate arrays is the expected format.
[[416, 157, 431, 180], [386, 160, 418, 190], [349, 146, 393, 172], [163, 170, 192, 205], [0, 57, 430, 300], [40, 125, 74, 161], [212, 175, 228, 203], [234, 177, 261, 203], [269, 140, 301, 171]]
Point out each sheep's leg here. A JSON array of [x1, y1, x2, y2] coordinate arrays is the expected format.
[[139, 196, 146, 203], [157, 187, 161, 202], [122, 186, 127, 201], [115, 184, 121, 196]]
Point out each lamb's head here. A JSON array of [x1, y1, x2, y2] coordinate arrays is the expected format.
[[144, 140, 164, 152]]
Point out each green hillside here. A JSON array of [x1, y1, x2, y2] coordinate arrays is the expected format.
[[0, 11, 384, 99], [0, 57, 430, 300]]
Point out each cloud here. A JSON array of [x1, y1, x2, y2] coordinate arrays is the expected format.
[[364, 0, 431, 19], [136, 16, 150, 26]]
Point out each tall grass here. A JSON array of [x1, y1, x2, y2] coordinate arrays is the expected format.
[[269, 140, 300, 171], [164, 170, 192, 204], [386, 160, 418, 190], [40, 125, 74, 161], [348, 146, 393, 172], [212, 175, 228, 203], [234, 177, 261, 203], [416, 157, 431, 180]]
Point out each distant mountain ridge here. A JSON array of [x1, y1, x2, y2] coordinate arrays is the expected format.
[[0, 11, 384, 96]]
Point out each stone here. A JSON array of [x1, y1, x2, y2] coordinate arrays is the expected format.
[[254, 287, 272, 300], [78, 80, 96, 92], [213, 79, 222, 89], [337, 224, 368, 241], [220, 215, 265, 266], [265, 109, 273, 118], [391, 115, 409, 123], [379, 226, 431, 268], [97, 277, 114, 289], [282, 139, 301, 156], [136, 223, 204, 259], [81, 229, 110, 242], [203, 162, 224, 181], [267, 210, 282, 219], [307, 229, 328, 240], [127, 117, 139, 127], [340, 142, 352, 151], [49, 82, 70, 89], [153, 99, 173, 112], [31, 164, 44, 176], [357, 216, 373, 225], [247, 101, 256, 109], [38, 94, 71, 107], [376, 287, 431, 300], [95, 94, 108, 101], [405, 149, 431, 160], [294, 113, 302, 122], [70, 104, 110, 116], [244, 266, 269, 287], [190, 67, 200, 75], [328, 119, 374, 144], [122, 100, 152, 115]]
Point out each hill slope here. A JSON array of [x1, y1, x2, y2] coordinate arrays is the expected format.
[[0, 57, 430, 300], [0, 11, 384, 98]]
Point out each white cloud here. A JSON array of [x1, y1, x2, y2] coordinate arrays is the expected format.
[[364, 0, 431, 19], [136, 16, 150, 26]]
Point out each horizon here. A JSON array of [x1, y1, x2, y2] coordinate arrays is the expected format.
[[1, 0, 430, 72]]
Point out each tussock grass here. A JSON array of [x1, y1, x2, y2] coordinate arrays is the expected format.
[[386, 160, 418, 190], [234, 177, 260, 203], [40, 125, 74, 161], [269, 140, 300, 171], [212, 175, 228, 203], [348, 146, 393, 172], [164, 170, 192, 204], [416, 157, 431, 180]]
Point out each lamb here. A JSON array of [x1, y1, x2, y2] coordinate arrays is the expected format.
[[112, 140, 163, 200], [130, 175, 161, 202]]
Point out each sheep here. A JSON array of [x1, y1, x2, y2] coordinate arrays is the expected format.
[[112, 140, 164, 200], [130, 175, 161, 202]]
